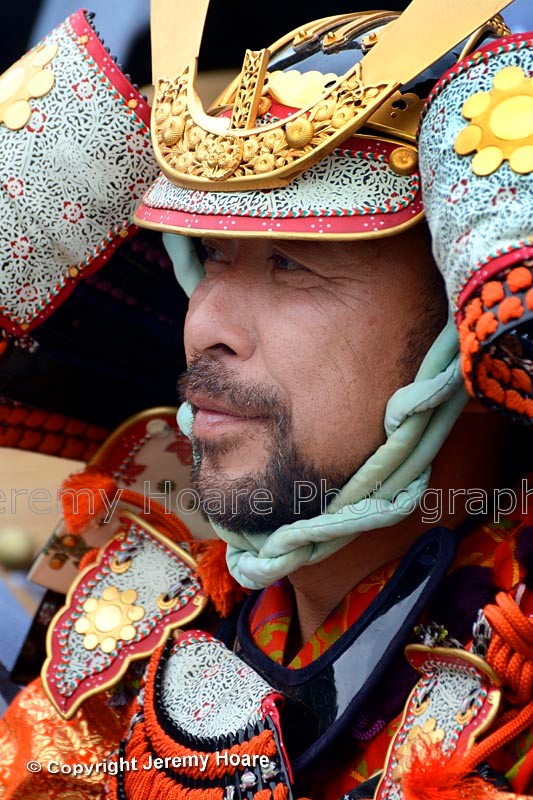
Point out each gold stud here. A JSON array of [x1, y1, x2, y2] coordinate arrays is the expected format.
[[68, 267, 79, 278], [101, 637, 116, 653], [74, 618, 90, 634], [110, 555, 131, 574], [127, 98, 138, 109], [389, 146, 419, 176], [94, 604, 122, 633], [120, 625, 136, 641], [157, 592, 179, 610], [121, 589, 137, 604], [79, 35, 89, 45], [127, 605, 145, 622]]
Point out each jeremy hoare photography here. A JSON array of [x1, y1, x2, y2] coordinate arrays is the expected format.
[[1, 1, 533, 799]]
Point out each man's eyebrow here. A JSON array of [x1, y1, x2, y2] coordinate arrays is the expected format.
[[277, 241, 380, 274]]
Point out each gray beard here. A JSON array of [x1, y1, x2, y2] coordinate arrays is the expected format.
[[180, 355, 355, 535], [190, 414, 355, 535]]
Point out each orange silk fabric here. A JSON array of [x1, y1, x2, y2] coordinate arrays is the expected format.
[[0, 679, 128, 799]]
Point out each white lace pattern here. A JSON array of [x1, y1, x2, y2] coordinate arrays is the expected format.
[[161, 633, 276, 738], [0, 13, 158, 333], [419, 35, 533, 309], [142, 141, 420, 221]]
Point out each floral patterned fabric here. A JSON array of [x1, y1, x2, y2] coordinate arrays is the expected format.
[[0, 11, 157, 336]]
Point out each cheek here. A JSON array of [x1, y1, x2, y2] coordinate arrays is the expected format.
[[260, 297, 394, 468]]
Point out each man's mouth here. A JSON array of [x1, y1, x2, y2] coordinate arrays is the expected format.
[[187, 393, 268, 436]]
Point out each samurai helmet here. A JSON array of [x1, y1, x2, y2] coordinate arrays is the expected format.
[[136, 1, 509, 240]]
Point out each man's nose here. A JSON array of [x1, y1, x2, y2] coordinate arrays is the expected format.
[[184, 270, 258, 362]]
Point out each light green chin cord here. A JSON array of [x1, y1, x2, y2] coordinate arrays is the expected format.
[[166, 232, 468, 591]]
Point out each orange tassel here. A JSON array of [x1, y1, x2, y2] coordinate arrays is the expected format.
[[193, 538, 249, 618], [61, 470, 247, 617], [77, 547, 100, 572], [401, 745, 510, 800], [60, 466, 119, 534]]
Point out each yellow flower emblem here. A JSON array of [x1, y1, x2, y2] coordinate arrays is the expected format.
[[0, 42, 58, 130], [74, 586, 145, 654], [454, 65, 533, 176]]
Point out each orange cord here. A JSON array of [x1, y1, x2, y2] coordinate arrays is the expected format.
[[507, 268, 533, 293], [450, 591, 533, 778], [77, 547, 100, 572], [481, 282, 505, 308]]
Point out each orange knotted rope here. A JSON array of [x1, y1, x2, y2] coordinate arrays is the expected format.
[[453, 590, 533, 776], [485, 592, 533, 706], [401, 590, 533, 798]]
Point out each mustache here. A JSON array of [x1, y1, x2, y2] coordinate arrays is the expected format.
[[178, 355, 289, 422]]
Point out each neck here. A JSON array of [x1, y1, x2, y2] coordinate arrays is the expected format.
[[287, 409, 509, 651]]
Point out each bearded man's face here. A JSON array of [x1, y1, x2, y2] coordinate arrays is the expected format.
[[180, 228, 447, 533]]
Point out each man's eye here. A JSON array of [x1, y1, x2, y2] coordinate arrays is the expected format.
[[268, 253, 306, 271], [195, 240, 227, 265]]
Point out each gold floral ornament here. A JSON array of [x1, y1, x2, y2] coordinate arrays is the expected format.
[[391, 717, 445, 781], [74, 586, 145, 654], [0, 42, 58, 130], [285, 117, 315, 148], [152, 60, 394, 191], [198, 135, 245, 180], [454, 65, 533, 176]]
